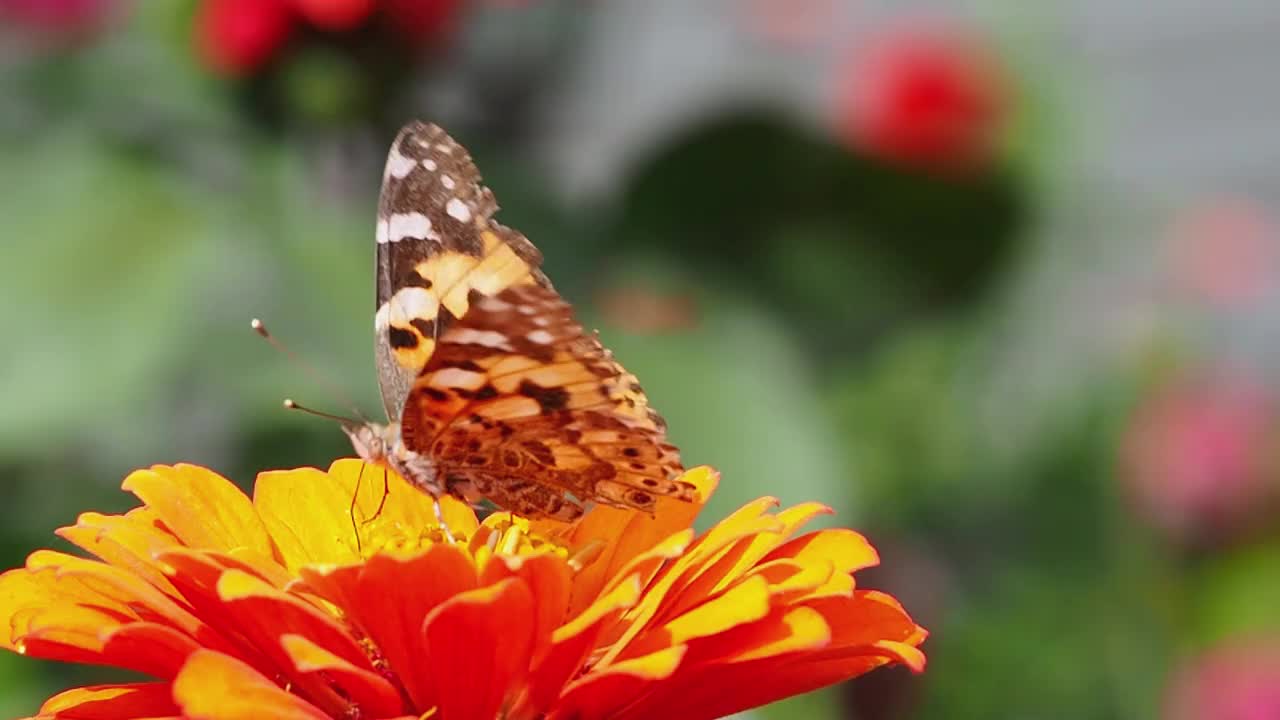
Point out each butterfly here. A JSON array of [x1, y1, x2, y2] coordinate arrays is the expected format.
[[344, 121, 696, 522]]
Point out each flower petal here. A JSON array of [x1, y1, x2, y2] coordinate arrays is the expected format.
[[280, 633, 405, 718], [299, 544, 479, 711], [122, 464, 275, 559], [605, 606, 835, 720], [26, 550, 212, 646], [560, 467, 718, 616], [512, 576, 643, 720], [549, 645, 687, 720], [173, 649, 330, 720], [216, 569, 373, 670], [253, 466, 363, 570], [763, 528, 880, 576], [620, 573, 774, 662], [56, 509, 184, 598], [35, 683, 180, 719], [807, 590, 928, 667], [423, 577, 535, 720], [479, 552, 572, 662]]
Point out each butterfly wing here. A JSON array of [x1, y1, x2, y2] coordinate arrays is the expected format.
[[373, 121, 546, 419], [399, 282, 693, 521]]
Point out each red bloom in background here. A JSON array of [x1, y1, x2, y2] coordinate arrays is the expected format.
[[1165, 638, 1280, 720], [196, 0, 294, 76], [835, 23, 1010, 173], [1121, 370, 1278, 544], [383, 0, 463, 45], [293, 0, 374, 31]]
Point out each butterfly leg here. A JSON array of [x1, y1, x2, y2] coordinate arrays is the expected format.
[[349, 463, 367, 553], [362, 467, 390, 526], [433, 498, 456, 543]]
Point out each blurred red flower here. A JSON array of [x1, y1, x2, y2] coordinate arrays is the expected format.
[[293, 0, 374, 31], [196, 0, 294, 76], [1165, 638, 1280, 720], [1121, 370, 1278, 544], [384, 0, 463, 45], [835, 23, 1009, 173]]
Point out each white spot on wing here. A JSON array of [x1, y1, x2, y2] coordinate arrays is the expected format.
[[446, 198, 472, 223], [375, 302, 390, 331], [389, 212, 432, 242], [385, 147, 417, 179], [477, 296, 513, 312], [441, 174, 456, 190], [375, 218, 389, 244], [517, 305, 537, 315], [428, 367, 487, 391], [388, 287, 438, 324], [526, 329, 554, 344], [450, 328, 512, 349], [424, 158, 438, 171], [532, 316, 550, 326]]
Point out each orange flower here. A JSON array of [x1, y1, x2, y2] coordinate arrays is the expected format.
[[2, 460, 926, 720]]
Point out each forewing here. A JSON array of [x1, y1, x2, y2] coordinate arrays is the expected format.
[[398, 283, 692, 520], [373, 121, 546, 419]]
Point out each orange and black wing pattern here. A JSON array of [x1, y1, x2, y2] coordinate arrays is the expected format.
[[372, 121, 691, 521]]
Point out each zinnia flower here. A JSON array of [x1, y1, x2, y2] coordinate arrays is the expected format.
[[835, 21, 1010, 173], [2, 459, 926, 719]]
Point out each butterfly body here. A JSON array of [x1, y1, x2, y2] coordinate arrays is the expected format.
[[349, 121, 695, 521]]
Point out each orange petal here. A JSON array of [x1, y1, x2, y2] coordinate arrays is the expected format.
[[746, 558, 836, 603], [561, 467, 718, 616], [216, 569, 375, 672], [423, 577, 535, 720], [605, 606, 835, 720], [1, 567, 108, 652], [619, 573, 774, 662], [97, 622, 203, 679], [512, 576, 643, 720], [596, 501, 783, 667], [763, 528, 880, 575], [173, 649, 331, 720], [479, 553, 572, 662], [36, 683, 180, 719], [807, 590, 926, 656], [280, 633, 405, 718], [549, 645, 687, 720], [299, 544, 479, 711], [26, 550, 211, 645], [122, 464, 275, 558], [677, 502, 833, 605], [57, 510, 184, 598]]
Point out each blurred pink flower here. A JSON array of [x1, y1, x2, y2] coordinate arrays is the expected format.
[[834, 22, 1009, 173], [1165, 638, 1280, 720], [1121, 371, 1278, 544], [0, 0, 115, 43], [738, 0, 836, 48], [195, 0, 294, 76], [1170, 199, 1278, 308]]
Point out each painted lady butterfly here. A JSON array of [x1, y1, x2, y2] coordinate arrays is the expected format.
[[344, 121, 695, 521]]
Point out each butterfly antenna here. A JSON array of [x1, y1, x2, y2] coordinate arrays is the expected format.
[[283, 399, 361, 426], [251, 318, 368, 422]]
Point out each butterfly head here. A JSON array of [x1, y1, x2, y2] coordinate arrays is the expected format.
[[342, 421, 398, 465]]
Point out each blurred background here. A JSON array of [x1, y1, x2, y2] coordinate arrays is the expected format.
[[3, 1, 1280, 718]]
